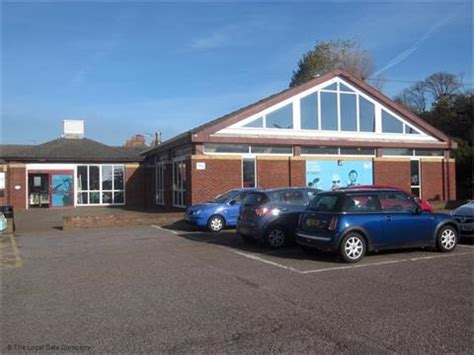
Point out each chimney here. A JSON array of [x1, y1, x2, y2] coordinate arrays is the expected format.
[[151, 131, 162, 147], [63, 120, 85, 139], [124, 134, 147, 148]]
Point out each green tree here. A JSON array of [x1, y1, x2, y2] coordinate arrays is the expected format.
[[289, 40, 374, 88]]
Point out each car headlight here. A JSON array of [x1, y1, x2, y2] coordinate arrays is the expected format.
[[195, 209, 202, 215]]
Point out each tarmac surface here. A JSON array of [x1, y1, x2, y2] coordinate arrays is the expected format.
[[2, 224, 473, 353]]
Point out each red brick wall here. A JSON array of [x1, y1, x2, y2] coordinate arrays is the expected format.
[[8, 165, 27, 209], [256, 158, 290, 189], [290, 159, 306, 187], [190, 157, 242, 205], [421, 159, 456, 201], [125, 163, 144, 208], [374, 159, 411, 192]]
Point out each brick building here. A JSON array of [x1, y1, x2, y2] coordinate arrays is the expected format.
[[143, 70, 457, 210], [0, 121, 144, 209]]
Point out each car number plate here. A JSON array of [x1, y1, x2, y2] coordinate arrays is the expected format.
[[461, 224, 474, 231], [306, 218, 320, 227]]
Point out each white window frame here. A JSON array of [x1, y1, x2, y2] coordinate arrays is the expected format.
[[76, 164, 126, 206], [220, 77, 435, 142], [155, 158, 165, 206], [172, 157, 187, 208], [410, 159, 422, 198]]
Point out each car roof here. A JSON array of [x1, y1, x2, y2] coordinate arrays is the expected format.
[[320, 188, 403, 195]]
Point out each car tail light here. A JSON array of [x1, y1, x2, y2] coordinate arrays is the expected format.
[[255, 207, 280, 217], [328, 216, 338, 231]]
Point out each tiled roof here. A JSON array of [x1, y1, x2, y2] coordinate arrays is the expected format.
[[0, 138, 143, 162]]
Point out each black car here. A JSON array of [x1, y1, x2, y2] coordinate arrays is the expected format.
[[237, 187, 320, 248], [451, 201, 474, 236]]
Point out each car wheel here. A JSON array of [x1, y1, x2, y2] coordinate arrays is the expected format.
[[208, 215, 225, 233], [340, 233, 366, 263], [437, 225, 457, 252], [264, 226, 287, 248]]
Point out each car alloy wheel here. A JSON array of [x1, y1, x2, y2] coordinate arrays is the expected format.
[[208, 216, 224, 233], [438, 226, 457, 252], [340, 233, 366, 263], [265, 227, 286, 248]]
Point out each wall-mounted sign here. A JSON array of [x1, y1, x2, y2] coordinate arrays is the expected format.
[[14, 185, 21, 190], [306, 160, 373, 190], [0, 172, 5, 190], [196, 162, 206, 170]]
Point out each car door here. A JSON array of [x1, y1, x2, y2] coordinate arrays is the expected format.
[[378, 192, 433, 247], [226, 192, 247, 226]]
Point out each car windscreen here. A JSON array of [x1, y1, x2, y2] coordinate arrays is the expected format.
[[267, 190, 307, 206], [211, 190, 236, 203], [307, 194, 340, 212], [242, 192, 268, 206]]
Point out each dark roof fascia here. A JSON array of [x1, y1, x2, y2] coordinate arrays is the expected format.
[[142, 132, 192, 157], [3, 157, 143, 163]]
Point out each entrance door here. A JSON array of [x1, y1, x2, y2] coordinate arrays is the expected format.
[[51, 174, 74, 207], [28, 174, 50, 208]]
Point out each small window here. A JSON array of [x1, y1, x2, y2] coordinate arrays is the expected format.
[[340, 93, 357, 131], [405, 125, 420, 134], [243, 117, 263, 128], [379, 192, 416, 212], [415, 149, 443, 157], [300, 93, 318, 130], [344, 195, 379, 213], [340, 147, 375, 155], [359, 97, 375, 132], [301, 146, 339, 155], [243, 192, 268, 206], [382, 110, 403, 133], [339, 83, 354, 92], [383, 148, 414, 156], [321, 83, 338, 91], [265, 104, 293, 129], [204, 144, 250, 154], [320, 92, 338, 130], [250, 146, 292, 154], [242, 158, 256, 188]]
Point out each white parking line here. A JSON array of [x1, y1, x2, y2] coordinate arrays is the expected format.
[[150, 225, 474, 275]]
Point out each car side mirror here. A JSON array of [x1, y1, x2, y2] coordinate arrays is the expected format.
[[414, 206, 422, 215]]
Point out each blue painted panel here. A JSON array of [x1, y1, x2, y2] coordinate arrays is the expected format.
[[306, 160, 373, 190]]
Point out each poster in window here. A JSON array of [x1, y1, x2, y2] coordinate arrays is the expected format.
[[306, 160, 373, 191]]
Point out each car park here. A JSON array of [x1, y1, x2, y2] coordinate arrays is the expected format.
[[184, 188, 256, 232], [346, 185, 434, 212], [237, 187, 320, 248], [295, 188, 458, 263], [451, 201, 474, 236]]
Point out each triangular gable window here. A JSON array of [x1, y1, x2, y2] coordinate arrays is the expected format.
[[321, 83, 338, 91], [242, 116, 263, 128], [266, 104, 293, 129], [339, 83, 354, 92], [382, 110, 403, 133]]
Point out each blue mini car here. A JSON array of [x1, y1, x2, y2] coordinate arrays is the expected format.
[[296, 188, 459, 263], [184, 188, 256, 232]]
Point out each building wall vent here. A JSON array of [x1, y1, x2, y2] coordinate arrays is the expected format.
[[63, 120, 84, 139]]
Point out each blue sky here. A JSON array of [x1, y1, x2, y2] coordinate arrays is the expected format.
[[2, 1, 472, 145]]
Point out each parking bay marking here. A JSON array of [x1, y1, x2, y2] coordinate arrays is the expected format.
[[151, 226, 474, 275], [227, 249, 474, 275]]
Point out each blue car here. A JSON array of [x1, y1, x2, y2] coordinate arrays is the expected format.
[[296, 188, 459, 263], [237, 188, 320, 248], [184, 188, 256, 232], [451, 201, 474, 236]]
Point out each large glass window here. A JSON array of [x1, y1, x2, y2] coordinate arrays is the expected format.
[[172, 159, 186, 207], [340, 93, 357, 131], [243, 117, 263, 128], [383, 148, 414, 156], [359, 97, 375, 132], [242, 158, 256, 188], [382, 110, 403, 133], [320, 92, 338, 130], [301, 147, 338, 155], [250, 146, 292, 154], [300, 93, 318, 130], [265, 104, 293, 129], [155, 161, 165, 205], [76, 165, 125, 205], [204, 144, 250, 154]]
